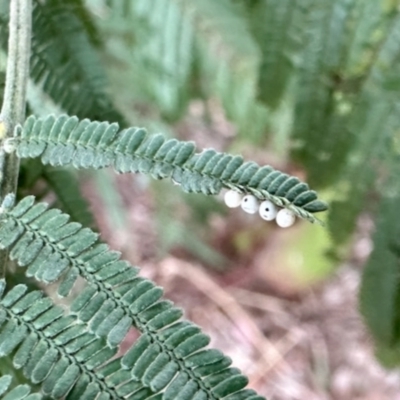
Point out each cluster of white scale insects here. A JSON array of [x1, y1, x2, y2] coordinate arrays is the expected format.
[[223, 190, 296, 228]]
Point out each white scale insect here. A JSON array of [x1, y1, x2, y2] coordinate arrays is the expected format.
[[241, 195, 258, 214], [223, 190, 296, 228], [259, 200, 278, 221], [223, 190, 242, 208], [276, 208, 296, 228]]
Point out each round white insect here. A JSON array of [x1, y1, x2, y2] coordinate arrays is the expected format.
[[259, 200, 278, 221], [224, 190, 242, 208], [276, 208, 296, 228], [241, 195, 259, 214]]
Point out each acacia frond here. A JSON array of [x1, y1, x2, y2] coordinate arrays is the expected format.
[[328, 13, 400, 246], [0, 198, 265, 400], [0, 375, 41, 399], [100, 0, 194, 121], [182, 0, 260, 95], [247, 0, 308, 108], [291, 0, 400, 190], [30, 0, 125, 124], [0, 280, 161, 399], [327, 98, 395, 247], [290, 0, 357, 187], [66, 0, 102, 48], [12, 115, 328, 222], [344, 0, 390, 74], [187, 0, 267, 137]]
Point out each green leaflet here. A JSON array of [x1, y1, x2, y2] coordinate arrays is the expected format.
[[0, 376, 12, 397], [0, 374, 42, 399], [12, 115, 328, 223], [0, 197, 265, 400]]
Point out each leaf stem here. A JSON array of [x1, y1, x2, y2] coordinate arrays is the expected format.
[[0, 0, 32, 276]]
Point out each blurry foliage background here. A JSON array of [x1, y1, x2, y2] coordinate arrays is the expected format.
[[4, 0, 400, 393]]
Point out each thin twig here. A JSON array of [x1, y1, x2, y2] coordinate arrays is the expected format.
[[0, 0, 32, 276]]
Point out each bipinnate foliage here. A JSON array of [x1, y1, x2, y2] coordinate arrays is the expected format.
[[29, 0, 125, 124], [0, 195, 263, 400], [246, 0, 309, 109], [3, 0, 400, 394], [285, 0, 400, 248], [10, 114, 327, 223], [359, 193, 400, 350], [290, 0, 357, 188], [358, 160, 400, 365]]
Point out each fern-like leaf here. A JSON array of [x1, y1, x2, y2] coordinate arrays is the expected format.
[[30, 0, 125, 124], [290, 0, 357, 188], [12, 115, 328, 222], [328, 97, 396, 247], [328, 13, 400, 246], [291, 0, 400, 190], [100, 0, 194, 121], [359, 174, 400, 354], [0, 197, 266, 400], [344, 0, 388, 75], [188, 0, 267, 138], [246, 0, 309, 108], [0, 281, 160, 399]]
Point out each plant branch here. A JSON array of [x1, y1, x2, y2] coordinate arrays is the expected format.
[[0, 0, 32, 276]]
